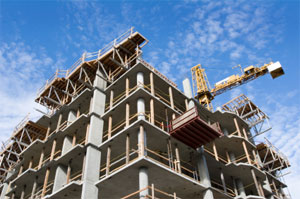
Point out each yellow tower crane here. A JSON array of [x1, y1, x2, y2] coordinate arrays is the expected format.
[[191, 61, 284, 111]]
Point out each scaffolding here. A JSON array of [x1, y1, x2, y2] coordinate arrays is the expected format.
[[222, 94, 271, 137], [36, 27, 148, 114], [256, 138, 290, 174], [0, 114, 47, 182]]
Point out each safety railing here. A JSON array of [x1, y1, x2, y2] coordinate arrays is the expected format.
[[121, 184, 182, 199], [100, 148, 139, 179], [145, 147, 200, 182], [37, 27, 138, 97], [210, 179, 236, 197]]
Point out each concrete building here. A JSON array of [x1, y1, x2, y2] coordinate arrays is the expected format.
[[0, 28, 290, 199]]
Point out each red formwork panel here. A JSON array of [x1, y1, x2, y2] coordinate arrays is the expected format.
[[169, 107, 223, 149]]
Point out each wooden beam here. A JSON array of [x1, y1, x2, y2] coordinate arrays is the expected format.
[[108, 116, 112, 138], [41, 168, 50, 197], [106, 146, 111, 176], [72, 133, 76, 146], [126, 103, 130, 127], [126, 134, 130, 164], [38, 148, 45, 169], [242, 141, 251, 164], [233, 118, 242, 137], [150, 72, 154, 95], [110, 90, 114, 109], [212, 141, 219, 161], [66, 164, 71, 184], [50, 139, 57, 161], [175, 145, 181, 174], [126, 78, 129, 97], [150, 99, 154, 124]]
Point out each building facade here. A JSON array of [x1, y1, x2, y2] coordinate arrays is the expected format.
[[0, 28, 290, 199]]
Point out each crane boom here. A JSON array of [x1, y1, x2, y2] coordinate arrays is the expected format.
[[191, 61, 284, 110]]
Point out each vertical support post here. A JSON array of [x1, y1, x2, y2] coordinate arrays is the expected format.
[[150, 72, 154, 95], [169, 86, 174, 109], [110, 90, 114, 109], [175, 145, 181, 174], [31, 176, 38, 199], [185, 99, 189, 111], [220, 169, 227, 194], [251, 169, 263, 196], [77, 107, 81, 118], [20, 185, 26, 199], [45, 123, 51, 141], [81, 69, 106, 199], [28, 157, 33, 169], [232, 176, 238, 196], [50, 139, 57, 161], [126, 77, 130, 97], [225, 150, 231, 163], [139, 167, 149, 199], [139, 125, 145, 157], [151, 184, 155, 199], [66, 163, 71, 184], [106, 146, 111, 176], [56, 113, 63, 131], [233, 118, 242, 137], [126, 134, 130, 164], [257, 179, 265, 197], [108, 116, 112, 138], [18, 165, 24, 176], [38, 148, 45, 169], [236, 178, 246, 197], [196, 147, 214, 199], [42, 168, 50, 197], [252, 149, 260, 168], [212, 141, 219, 161], [126, 103, 130, 127], [242, 141, 251, 164], [72, 133, 77, 146], [150, 99, 154, 124], [272, 179, 279, 196], [242, 128, 249, 140]]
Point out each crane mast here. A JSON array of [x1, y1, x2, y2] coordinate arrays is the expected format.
[[191, 61, 284, 110]]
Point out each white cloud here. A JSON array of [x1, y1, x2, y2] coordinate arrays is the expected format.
[[0, 42, 53, 144]]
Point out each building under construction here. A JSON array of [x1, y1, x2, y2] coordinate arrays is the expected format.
[[0, 28, 291, 199]]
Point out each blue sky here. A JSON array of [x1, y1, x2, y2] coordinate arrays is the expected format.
[[0, 0, 299, 197]]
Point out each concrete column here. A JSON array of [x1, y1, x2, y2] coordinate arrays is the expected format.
[[62, 135, 73, 155], [139, 167, 149, 199], [137, 72, 144, 87], [30, 176, 38, 199], [137, 98, 145, 120], [196, 147, 214, 199], [182, 78, 193, 98], [53, 164, 67, 192], [232, 176, 238, 196], [67, 109, 76, 125], [138, 125, 147, 156], [169, 86, 174, 109], [236, 178, 246, 197], [220, 169, 227, 194], [150, 72, 154, 95], [0, 171, 12, 199], [81, 69, 106, 199], [229, 151, 236, 162], [222, 128, 229, 136]]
